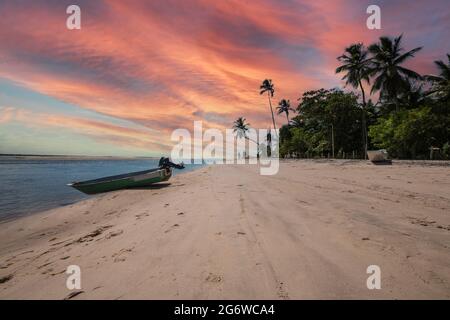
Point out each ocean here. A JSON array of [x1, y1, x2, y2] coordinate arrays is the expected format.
[[0, 157, 201, 221]]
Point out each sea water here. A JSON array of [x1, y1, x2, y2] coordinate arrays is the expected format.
[[0, 157, 202, 221]]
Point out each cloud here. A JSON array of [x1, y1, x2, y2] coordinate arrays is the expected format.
[[1, 106, 170, 152], [0, 106, 15, 123], [0, 0, 448, 154]]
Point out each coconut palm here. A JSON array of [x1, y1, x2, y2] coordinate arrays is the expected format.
[[260, 79, 277, 134], [368, 34, 423, 110], [277, 99, 294, 124], [425, 54, 450, 101], [398, 81, 427, 108], [336, 43, 372, 158], [233, 117, 259, 144], [289, 116, 304, 128]]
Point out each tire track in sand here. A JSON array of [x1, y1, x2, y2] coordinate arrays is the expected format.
[[238, 192, 290, 300]]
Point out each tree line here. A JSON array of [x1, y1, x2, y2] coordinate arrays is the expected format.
[[234, 34, 450, 160]]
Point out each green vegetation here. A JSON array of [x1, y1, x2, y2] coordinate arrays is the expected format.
[[276, 34, 449, 160]]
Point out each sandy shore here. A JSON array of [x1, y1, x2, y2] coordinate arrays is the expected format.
[[0, 161, 449, 299]]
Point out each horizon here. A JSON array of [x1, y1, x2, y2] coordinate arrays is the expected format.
[[1, 0, 449, 156]]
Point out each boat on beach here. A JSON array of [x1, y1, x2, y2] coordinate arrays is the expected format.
[[367, 149, 392, 164], [68, 167, 172, 194], [68, 157, 184, 194]]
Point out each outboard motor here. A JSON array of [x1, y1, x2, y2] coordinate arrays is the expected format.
[[158, 157, 185, 169]]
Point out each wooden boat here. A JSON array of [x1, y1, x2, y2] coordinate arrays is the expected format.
[[68, 167, 172, 195], [367, 149, 392, 164]]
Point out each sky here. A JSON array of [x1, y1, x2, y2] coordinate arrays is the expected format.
[[0, 0, 449, 156]]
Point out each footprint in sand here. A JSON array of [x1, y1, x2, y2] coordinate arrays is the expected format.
[[112, 247, 134, 263], [0, 262, 14, 269], [205, 273, 223, 283], [0, 274, 13, 284], [105, 230, 124, 239], [164, 224, 180, 233], [277, 282, 289, 300], [409, 217, 436, 227], [41, 268, 54, 275], [37, 262, 52, 269], [135, 212, 150, 220], [50, 269, 66, 276], [75, 225, 113, 243], [64, 290, 84, 300]]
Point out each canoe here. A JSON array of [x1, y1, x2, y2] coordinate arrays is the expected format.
[[367, 149, 391, 164], [68, 167, 172, 194]]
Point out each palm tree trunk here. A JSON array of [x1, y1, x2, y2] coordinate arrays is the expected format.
[[286, 113, 290, 125], [245, 137, 260, 157], [395, 96, 400, 112], [359, 80, 368, 160], [267, 92, 278, 137], [246, 137, 259, 146]]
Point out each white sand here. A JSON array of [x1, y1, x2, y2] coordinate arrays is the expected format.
[[0, 161, 449, 299]]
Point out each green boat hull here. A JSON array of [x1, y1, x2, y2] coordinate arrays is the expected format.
[[68, 167, 172, 195]]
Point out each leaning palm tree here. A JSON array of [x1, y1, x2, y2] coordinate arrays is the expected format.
[[336, 43, 372, 158], [233, 117, 259, 158], [276, 99, 294, 124], [368, 34, 423, 111], [260, 79, 277, 134], [232, 117, 259, 144], [425, 54, 450, 101]]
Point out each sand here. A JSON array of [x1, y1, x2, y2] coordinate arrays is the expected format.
[[0, 160, 449, 299]]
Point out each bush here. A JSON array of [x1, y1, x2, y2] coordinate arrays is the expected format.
[[369, 106, 449, 159]]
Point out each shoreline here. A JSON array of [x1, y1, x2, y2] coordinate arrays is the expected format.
[[0, 161, 449, 299], [0, 162, 204, 224]]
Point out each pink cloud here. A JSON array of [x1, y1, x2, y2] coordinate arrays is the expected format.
[[0, 0, 448, 154]]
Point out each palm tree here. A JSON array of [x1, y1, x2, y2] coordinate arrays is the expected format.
[[289, 116, 304, 128], [277, 99, 294, 124], [368, 34, 423, 111], [233, 117, 259, 158], [260, 79, 277, 135], [398, 80, 427, 108], [336, 43, 372, 158], [425, 54, 450, 101]]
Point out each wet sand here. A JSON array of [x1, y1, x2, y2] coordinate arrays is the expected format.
[[0, 160, 449, 299]]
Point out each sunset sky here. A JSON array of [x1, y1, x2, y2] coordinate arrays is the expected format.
[[1, 0, 449, 156]]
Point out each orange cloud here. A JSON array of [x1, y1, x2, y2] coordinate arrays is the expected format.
[[0, 0, 448, 155]]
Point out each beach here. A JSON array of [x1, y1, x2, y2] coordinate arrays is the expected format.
[[0, 160, 449, 299]]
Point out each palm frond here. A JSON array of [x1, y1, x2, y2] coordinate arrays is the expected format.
[[394, 47, 422, 64]]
